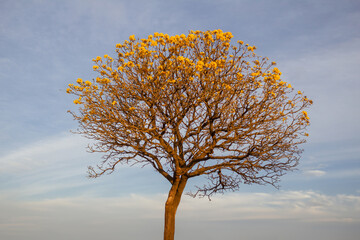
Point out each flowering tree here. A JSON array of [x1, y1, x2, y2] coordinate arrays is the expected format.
[[67, 30, 312, 240]]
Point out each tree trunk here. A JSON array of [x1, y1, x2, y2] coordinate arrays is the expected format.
[[164, 175, 187, 240]]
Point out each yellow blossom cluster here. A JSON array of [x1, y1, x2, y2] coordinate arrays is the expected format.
[[67, 29, 312, 136], [302, 111, 309, 119], [300, 110, 311, 125]]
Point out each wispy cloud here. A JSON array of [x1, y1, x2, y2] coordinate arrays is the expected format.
[[303, 170, 326, 177], [0, 132, 169, 200], [1, 190, 359, 240], [0, 133, 87, 174], [179, 191, 360, 223]]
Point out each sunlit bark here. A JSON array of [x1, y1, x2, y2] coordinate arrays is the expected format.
[[164, 176, 187, 240]]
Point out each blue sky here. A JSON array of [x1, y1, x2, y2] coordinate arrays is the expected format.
[[1, 0, 359, 239]]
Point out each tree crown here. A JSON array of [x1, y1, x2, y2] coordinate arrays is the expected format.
[[67, 29, 312, 198]]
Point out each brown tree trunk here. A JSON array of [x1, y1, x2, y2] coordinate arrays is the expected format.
[[164, 175, 187, 240]]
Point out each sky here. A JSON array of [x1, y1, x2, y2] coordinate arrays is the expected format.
[[0, 0, 360, 239]]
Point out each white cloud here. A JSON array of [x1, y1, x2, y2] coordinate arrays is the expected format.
[[326, 168, 360, 179], [1, 190, 359, 240], [0, 133, 88, 174], [178, 190, 360, 223], [1, 190, 359, 223], [0, 132, 170, 200], [303, 170, 326, 177]]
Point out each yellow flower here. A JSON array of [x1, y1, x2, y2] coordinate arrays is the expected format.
[[273, 67, 281, 75], [66, 88, 71, 93], [129, 35, 136, 41], [116, 43, 122, 48], [73, 97, 82, 104], [151, 40, 157, 46], [85, 81, 92, 86], [196, 61, 204, 71], [288, 84, 292, 88], [302, 111, 309, 119], [76, 78, 83, 84], [177, 56, 185, 62], [247, 46, 254, 51], [273, 74, 281, 80], [169, 36, 176, 43], [129, 107, 136, 110], [224, 84, 232, 90], [188, 34, 195, 41], [93, 65, 99, 70], [209, 61, 217, 68], [298, 91, 302, 94], [225, 32, 233, 38], [112, 101, 117, 105]]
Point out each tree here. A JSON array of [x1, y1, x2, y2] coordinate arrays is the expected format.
[[67, 29, 312, 240]]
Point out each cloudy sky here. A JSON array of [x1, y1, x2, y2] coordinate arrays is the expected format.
[[1, 0, 359, 239]]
